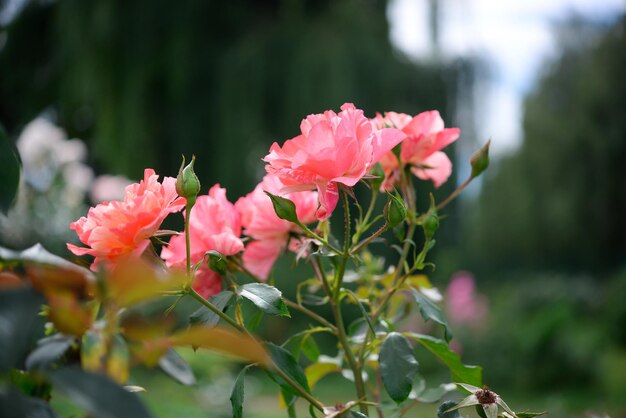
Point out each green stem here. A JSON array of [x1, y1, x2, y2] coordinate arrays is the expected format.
[[353, 188, 379, 244], [331, 298, 368, 415], [184, 205, 192, 281], [295, 221, 343, 255], [272, 362, 325, 412], [350, 223, 388, 255], [436, 175, 472, 211], [187, 288, 244, 332]]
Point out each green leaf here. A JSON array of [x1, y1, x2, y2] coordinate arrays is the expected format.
[[0, 125, 21, 215], [0, 288, 45, 372], [516, 412, 547, 418], [349, 412, 368, 418], [0, 388, 55, 418], [410, 288, 453, 342], [438, 401, 462, 418], [406, 333, 482, 387], [379, 332, 419, 403], [230, 365, 253, 418], [189, 290, 234, 327], [264, 191, 299, 223], [158, 349, 196, 386], [266, 343, 311, 396], [240, 283, 290, 317], [26, 334, 74, 370], [48, 367, 153, 418]]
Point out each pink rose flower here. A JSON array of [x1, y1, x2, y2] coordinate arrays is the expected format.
[[235, 175, 318, 279], [161, 184, 244, 298], [67, 169, 185, 270], [263, 103, 405, 220], [373, 110, 460, 190]]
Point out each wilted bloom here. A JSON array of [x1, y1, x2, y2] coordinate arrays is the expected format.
[[68, 169, 185, 270], [263, 103, 404, 220], [235, 175, 318, 279], [373, 110, 460, 190], [161, 185, 244, 298], [445, 271, 488, 328]]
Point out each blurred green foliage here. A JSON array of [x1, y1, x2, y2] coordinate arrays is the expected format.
[[0, 0, 454, 199], [464, 16, 626, 275]]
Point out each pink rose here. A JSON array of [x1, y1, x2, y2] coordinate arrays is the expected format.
[[373, 111, 460, 190], [161, 184, 244, 298], [263, 103, 405, 220], [67, 169, 185, 270], [235, 175, 317, 279]]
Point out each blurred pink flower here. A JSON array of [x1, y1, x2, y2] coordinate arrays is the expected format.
[[373, 110, 460, 190], [67, 169, 185, 270], [264, 103, 404, 220], [445, 271, 488, 328], [235, 175, 318, 279], [161, 185, 243, 298]]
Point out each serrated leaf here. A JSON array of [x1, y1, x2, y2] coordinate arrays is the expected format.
[[158, 349, 196, 385], [379, 332, 419, 403], [170, 326, 269, 366], [230, 365, 253, 418], [406, 334, 482, 387], [411, 288, 452, 342], [266, 343, 311, 396], [48, 367, 153, 418], [240, 283, 290, 316], [0, 125, 21, 215], [189, 290, 233, 327], [305, 362, 340, 389], [26, 334, 74, 370]]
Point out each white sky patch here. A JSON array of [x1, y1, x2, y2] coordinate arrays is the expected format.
[[387, 0, 626, 156]]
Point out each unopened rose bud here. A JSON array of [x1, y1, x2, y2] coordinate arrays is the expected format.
[[384, 193, 406, 228], [470, 140, 491, 179], [176, 155, 201, 207]]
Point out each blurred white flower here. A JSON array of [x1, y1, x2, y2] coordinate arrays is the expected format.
[[90, 175, 134, 204]]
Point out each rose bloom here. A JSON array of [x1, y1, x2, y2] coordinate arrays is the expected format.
[[235, 175, 318, 279], [373, 110, 460, 191], [67, 169, 185, 270], [161, 184, 244, 299], [263, 103, 404, 220]]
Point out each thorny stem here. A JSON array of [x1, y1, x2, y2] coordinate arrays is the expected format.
[[351, 223, 388, 255], [328, 189, 369, 415]]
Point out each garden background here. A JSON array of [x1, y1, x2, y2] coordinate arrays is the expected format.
[[1, 0, 625, 417]]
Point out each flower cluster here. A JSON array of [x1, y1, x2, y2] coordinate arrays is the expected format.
[[68, 103, 459, 298]]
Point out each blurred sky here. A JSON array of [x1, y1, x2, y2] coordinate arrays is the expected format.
[[388, 0, 626, 156]]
